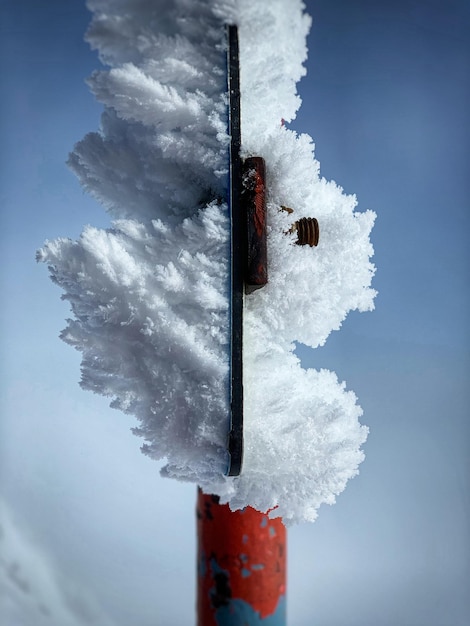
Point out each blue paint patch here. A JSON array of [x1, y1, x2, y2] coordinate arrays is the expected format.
[[215, 595, 286, 625], [241, 568, 251, 578], [269, 527, 276, 537], [240, 553, 248, 563], [209, 558, 232, 611], [251, 564, 265, 571], [260, 517, 268, 528], [198, 552, 207, 578], [210, 558, 228, 576], [242, 534, 249, 544]]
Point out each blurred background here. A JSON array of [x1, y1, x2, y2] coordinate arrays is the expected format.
[[1, 0, 469, 624]]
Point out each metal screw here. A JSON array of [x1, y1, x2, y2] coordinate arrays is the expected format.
[[290, 217, 320, 247]]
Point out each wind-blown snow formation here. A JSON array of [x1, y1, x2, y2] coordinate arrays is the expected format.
[[38, 0, 376, 524]]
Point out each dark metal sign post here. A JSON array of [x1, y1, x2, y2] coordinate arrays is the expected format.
[[227, 23, 244, 478], [196, 25, 285, 626]]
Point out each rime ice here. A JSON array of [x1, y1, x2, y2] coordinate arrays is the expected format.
[[38, 0, 376, 524]]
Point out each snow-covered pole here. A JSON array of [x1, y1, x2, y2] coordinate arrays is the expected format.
[[197, 489, 286, 625], [195, 25, 286, 624], [195, 26, 286, 622], [38, 3, 376, 622]]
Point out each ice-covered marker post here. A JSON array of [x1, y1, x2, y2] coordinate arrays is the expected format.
[[37, 0, 376, 623], [196, 26, 287, 624]]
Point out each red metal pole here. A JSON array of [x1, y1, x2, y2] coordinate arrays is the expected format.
[[197, 489, 286, 625]]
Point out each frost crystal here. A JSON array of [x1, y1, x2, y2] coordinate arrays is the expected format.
[[39, 0, 376, 524]]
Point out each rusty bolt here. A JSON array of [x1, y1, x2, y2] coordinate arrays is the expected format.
[[290, 217, 320, 247], [280, 206, 320, 247]]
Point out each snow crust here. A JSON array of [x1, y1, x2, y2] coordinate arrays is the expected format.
[[38, 0, 376, 524]]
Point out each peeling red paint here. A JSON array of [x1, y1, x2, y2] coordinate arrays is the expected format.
[[197, 489, 286, 625]]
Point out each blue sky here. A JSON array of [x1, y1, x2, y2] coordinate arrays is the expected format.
[[1, 1, 469, 625]]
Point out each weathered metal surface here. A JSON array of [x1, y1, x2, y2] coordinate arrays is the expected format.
[[291, 216, 320, 247], [197, 489, 287, 626], [242, 156, 268, 293], [226, 23, 243, 477]]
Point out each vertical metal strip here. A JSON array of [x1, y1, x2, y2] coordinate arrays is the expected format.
[[226, 24, 243, 476]]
